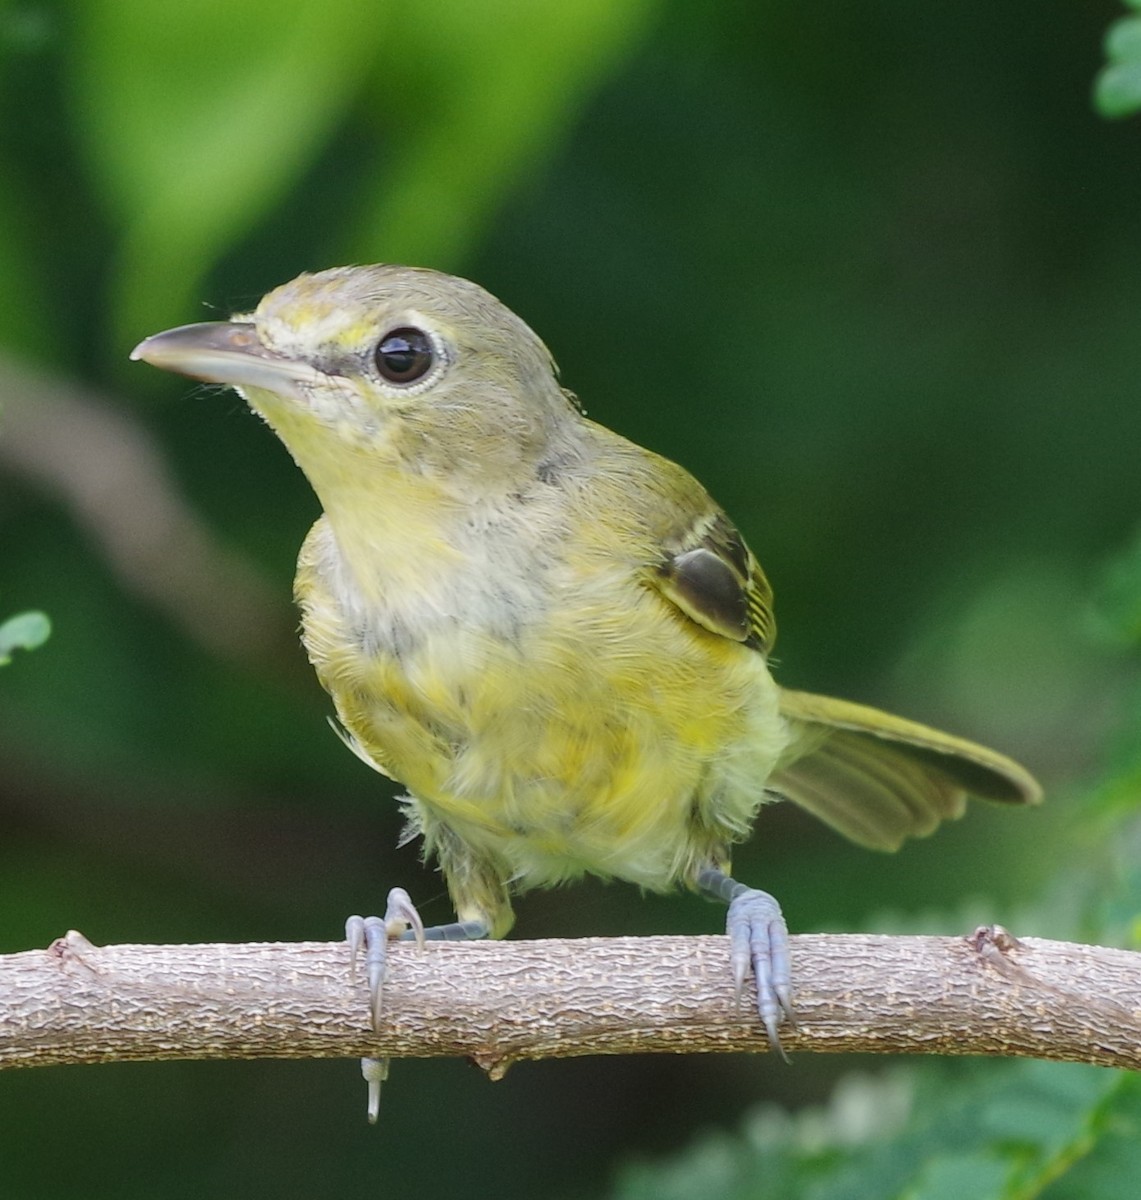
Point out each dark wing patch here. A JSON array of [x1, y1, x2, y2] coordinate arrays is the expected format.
[[654, 510, 776, 653], [659, 547, 750, 642]]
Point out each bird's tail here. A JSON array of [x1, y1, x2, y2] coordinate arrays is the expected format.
[[769, 689, 1042, 851]]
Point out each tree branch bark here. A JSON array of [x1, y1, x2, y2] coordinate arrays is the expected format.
[[2, 929, 1139, 1077]]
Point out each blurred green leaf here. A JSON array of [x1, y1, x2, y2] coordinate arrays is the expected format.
[[71, 0, 379, 342], [1107, 16, 1141, 61], [69, 0, 660, 345], [1090, 528, 1141, 648], [345, 0, 660, 268], [1096, 62, 1141, 119], [908, 1153, 1010, 1200], [1095, 13, 1141, 117], [612, 1062, 1118, 1200], [1045, 1075, 1141, 1200], [0, 610, 50, 665]]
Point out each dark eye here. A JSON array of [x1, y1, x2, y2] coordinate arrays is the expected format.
[[374, 327, 435, 384]]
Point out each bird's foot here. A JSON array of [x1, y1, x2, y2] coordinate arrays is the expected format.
[[346, 887, 425, 1125], [726, 886, 794, 1056], [346, 887, 425, 1030], [696, 866, 795, 1055], [345, 893, 490, 1122]]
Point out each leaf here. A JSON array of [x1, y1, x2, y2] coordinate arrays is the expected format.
[[906, 1152, 1010, 1200], [0, 610, 51, 666], [71, 0, 659, 346], [342, 0, 660, 268], [609, 1062, 1119, 1200], [1095, 15, 1141, 118], [1106, 15, 1141, 60], [1042, 1075, 1141, 1200], [71, 0, 379, 342]]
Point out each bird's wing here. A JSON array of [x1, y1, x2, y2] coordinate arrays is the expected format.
[[633, 460, 1039, 852], [651, 506, 777, 653], [769, 690, 1042, 851]]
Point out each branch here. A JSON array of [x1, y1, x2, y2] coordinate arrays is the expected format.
[[3, 930, 1139, 1076]]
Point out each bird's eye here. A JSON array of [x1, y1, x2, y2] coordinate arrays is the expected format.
[[374, 327, 435, 384]]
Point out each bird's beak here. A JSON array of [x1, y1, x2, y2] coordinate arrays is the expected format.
[[130, 321, 322, 394]]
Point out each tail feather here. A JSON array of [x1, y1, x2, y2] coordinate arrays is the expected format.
[[769, 689, 1041, 852]]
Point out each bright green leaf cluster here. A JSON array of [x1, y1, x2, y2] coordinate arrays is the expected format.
[[614, 1061, 1141, 1200], [1095, 3, 1141, 118]]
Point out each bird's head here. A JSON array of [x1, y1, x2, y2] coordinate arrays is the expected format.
[[132, 265, 577, 499]]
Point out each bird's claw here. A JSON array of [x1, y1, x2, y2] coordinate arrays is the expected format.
[[725, 886, 795, 1057], [346, 887, 425, 1124], [361, 1056, 389, 1126], [346, 886, 425, 1029]]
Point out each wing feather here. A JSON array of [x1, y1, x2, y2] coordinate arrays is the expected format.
[[651, 508, 776, 652]]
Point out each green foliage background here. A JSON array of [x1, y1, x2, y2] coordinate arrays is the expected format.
[[1, 1, 1139, 1196]]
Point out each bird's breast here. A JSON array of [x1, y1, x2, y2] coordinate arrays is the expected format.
[[294, 512, 787, 890]]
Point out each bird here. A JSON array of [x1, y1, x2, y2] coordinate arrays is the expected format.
[[132, 264, 1041, 1119]]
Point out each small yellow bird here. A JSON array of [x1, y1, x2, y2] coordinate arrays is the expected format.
[[133, 265, 1040, 1112]]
